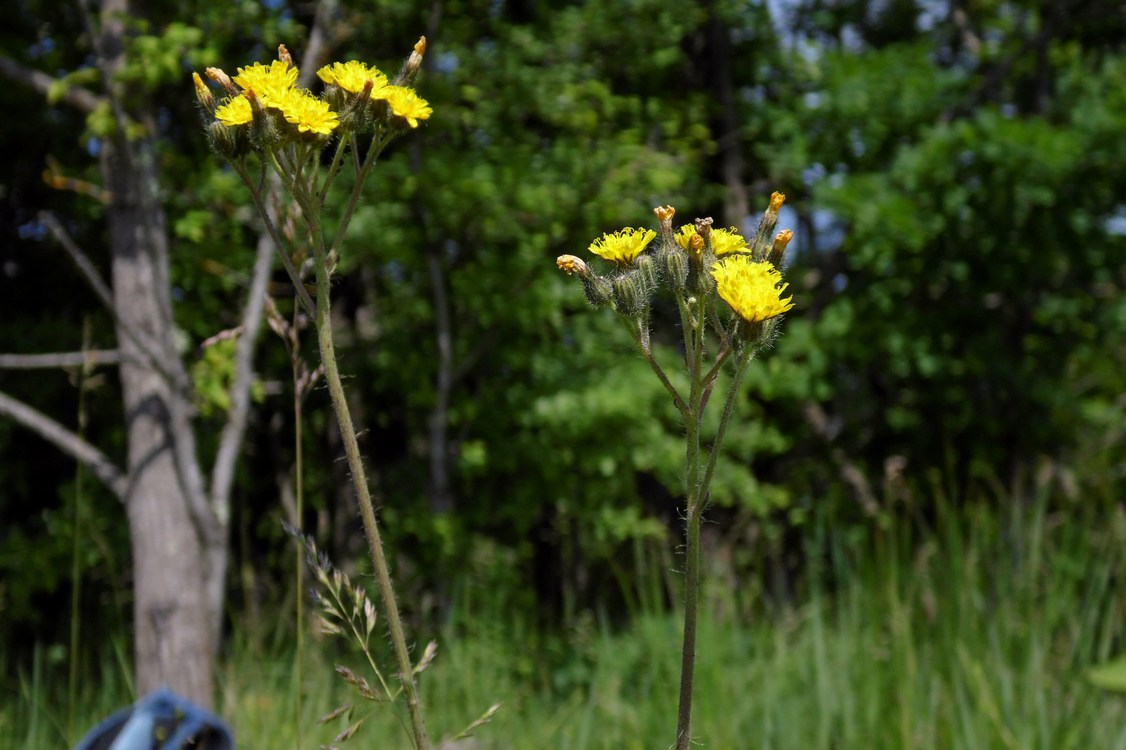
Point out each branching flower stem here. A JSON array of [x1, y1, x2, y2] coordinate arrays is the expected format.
[[239, 128, 430, 749], [265, 133, 430, 750], [623, 316, 688, 416], [232, 162, 317, 317]]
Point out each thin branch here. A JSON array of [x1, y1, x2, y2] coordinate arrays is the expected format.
[[0, 55, 103, 113], [40, 211, 115, 310], [39, 211, 183, 388], [208, 231, 274, 522], [0, 350, 125, 369], [0, 389, 126, 499]]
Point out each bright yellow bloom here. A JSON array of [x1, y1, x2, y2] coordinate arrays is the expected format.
[[277, 89, 339, 135], [215, 95, 253, 126], [589, 228, 656, 264], [710, 228, 749, 256], [675, 225, 747, 256], [317, 60, 388, 94], [382, 85, 433, 128], [710, 256, 794, 323], [233, 61, 298, 107]]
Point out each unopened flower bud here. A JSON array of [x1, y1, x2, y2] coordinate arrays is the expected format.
[[397, 36, 427, 86], [636, 253, 657, 289], [557, 254, 591, 278], [751, 190, 785, 258], [582, 276, 615, 308], [767, 229, 793, 267], [612, 270, 650, 316], [192, 72, 215, 114], [653, 205, 676, 235], [688, 233, 704, 261], [558, 255, 613, 308], [205, 67, 239, 96], [245, 89, 280, 148], [663, 245, 689, 290], [207, 119, 248, 159], [278, 44, 293, 68]]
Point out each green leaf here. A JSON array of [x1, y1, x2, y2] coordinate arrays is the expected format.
[[1087, 657, 1126, 692]]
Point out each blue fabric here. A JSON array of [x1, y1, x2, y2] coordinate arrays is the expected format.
[[73, 688, 233, 750]]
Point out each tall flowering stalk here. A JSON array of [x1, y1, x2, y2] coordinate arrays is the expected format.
[[194, 41, 433, 750], [557, 194, 795, 750]]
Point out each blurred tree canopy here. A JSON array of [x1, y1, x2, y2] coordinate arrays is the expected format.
[[0, 0, 1123, 658]]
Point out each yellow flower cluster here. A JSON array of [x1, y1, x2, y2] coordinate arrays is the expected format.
[[316, 60, 432, 129], [559, 195, 795, 328], [196, 40, 433, 148], [212, 61, 339, 136]]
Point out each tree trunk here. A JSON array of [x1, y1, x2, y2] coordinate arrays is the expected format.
[[98, 0, 224, 707]]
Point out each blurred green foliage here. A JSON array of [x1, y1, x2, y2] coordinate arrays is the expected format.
[[0, 0, 1122, 653]]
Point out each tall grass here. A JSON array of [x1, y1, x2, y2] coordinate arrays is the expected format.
[[4, 490, 1123, 749]]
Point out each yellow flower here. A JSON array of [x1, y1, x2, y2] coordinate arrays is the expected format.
[[215, 95, 253, 126], [233, 61, 298, 107], [277, 89, 339, 135], [710, 256, 794, 323], [317, 61, 388, 95], [710, 228, 749, 256], [589, 228, 656, 264], [382, 85, 433, 128], [674, 224, 696, 249], [674, 224, 747, 256]]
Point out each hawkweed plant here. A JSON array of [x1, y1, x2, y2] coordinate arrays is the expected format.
[[194, 40, 437, 749], [556, 196, 795, 750]]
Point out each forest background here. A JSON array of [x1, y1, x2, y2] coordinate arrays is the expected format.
[[1, 0, 1125, 748]]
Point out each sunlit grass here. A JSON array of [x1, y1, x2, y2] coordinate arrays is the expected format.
[[5, 495, 1125, 749]]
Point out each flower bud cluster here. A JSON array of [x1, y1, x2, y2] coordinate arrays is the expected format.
[[194, 39, 432, 159], [557, 193, 797, 347]]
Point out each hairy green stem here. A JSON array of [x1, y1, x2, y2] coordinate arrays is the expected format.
[[675, 416, 703, 750], [293, 348, 305, 750], [233, 163, 317, 317], [308, 212, 430, 750], [675, 295, 708, 750], [702, 350, 754, 494], [622, 317, 688, 416]]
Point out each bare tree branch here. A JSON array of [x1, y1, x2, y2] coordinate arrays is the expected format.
[[39, 211, 190, 394], [0, 350, 126, 369], [0, 55, 104, 113], [0, 389, 126, 499], [40, 211, 116, 310], [297, 0, 340, 88]]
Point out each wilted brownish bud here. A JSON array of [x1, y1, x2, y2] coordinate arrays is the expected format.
[[205, 66, 239, 96], [278, 44, 293, 68], [694, 216, 714, 245], [770, 191, 786, 211]]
